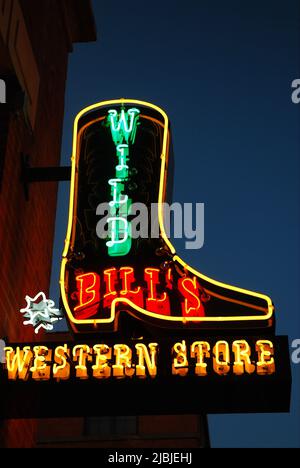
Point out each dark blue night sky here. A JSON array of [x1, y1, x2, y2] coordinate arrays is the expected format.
[[50, 0, 300, 447]]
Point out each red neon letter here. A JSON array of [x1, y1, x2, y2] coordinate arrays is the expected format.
[[144, 268, 170, 316], [166, 268, 173, 290], [178, 276, 204, 317], [119, 267, 143, 308], [103, 268, 118, 309], [74, 272, 100, 319]]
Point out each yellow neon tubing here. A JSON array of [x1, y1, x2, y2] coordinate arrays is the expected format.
[[60, 98, 274, 329]]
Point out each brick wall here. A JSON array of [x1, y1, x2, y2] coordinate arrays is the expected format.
[[0, 0, 96, 448]]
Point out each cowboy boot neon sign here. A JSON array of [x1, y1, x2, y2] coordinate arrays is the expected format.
[[60, 99, 273, 333]]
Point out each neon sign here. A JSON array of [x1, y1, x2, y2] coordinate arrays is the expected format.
[[60, 99, 274, 333], [106, 107, 140, 257], [2, 100, 290, 420], [2, 338, 275, 381], [71, 266, 207, 324], [19, 292, 63, 334]]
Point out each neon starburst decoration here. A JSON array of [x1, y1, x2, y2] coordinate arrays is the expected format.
[[20, 292, 63, 334]]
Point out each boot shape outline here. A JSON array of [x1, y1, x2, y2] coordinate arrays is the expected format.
[[60, 99, 274, 333]]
